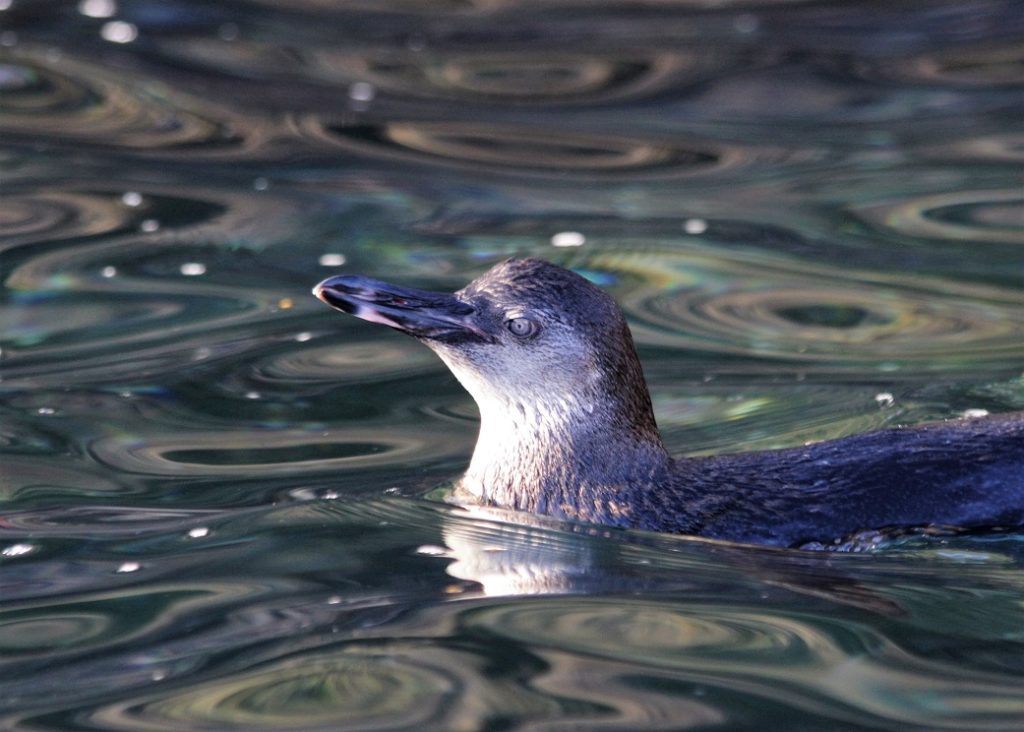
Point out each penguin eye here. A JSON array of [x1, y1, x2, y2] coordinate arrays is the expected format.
[[506, 317, 540, 338]]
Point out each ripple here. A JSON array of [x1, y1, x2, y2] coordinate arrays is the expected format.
[[856, 189, 1024, 245], [0, 50, 267, 156], [312, 48, 729, 105], [869, 43, 1024, 87], [0, 190, 130, 248], [91, 647, 459, 731], [467, 598, 1024, 727], [578, 248, 1024, 371], [934, 133, 1024, 163], [0, 612, 111, 653], [295, 119, 734, 180], [254, 340, 439, 384], [1, 185, 305, 387], [89, 426, 466, 478]]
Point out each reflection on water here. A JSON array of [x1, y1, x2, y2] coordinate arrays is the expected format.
[[2, 0, 1023, 729]]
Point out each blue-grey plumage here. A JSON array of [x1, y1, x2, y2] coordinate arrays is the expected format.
[[315, 258, 1024, 548]]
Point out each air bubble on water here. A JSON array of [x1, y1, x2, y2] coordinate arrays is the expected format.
[[961, 408, 989, 419], [187, 527, 210, 539], [101, 266, 117, 278], [683, 218, 708, 235], [79, 0, 117, 18], [874, 392, 894, 407], [116, 561, 141, 573], [295, 332, 313, 342], [416, 545, 448, 557], [180, 262, 206, 276], [734, 13, 759, 33], [348, 81, 376, 103], [551, 231, 586, 248], [140, 219, 160, 233], [121, 191, 142, 207], [218, 22, 239, 41], [100, 20, 137, 44], [253, 177, 269, 191], [405, 33, 427, 52], [319, 253, 347, 266]]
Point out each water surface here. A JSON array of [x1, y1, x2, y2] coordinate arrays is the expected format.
[[2, 0, 1024, 729]]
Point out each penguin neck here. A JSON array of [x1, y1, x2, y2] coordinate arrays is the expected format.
[[457, 386, 671, 521]]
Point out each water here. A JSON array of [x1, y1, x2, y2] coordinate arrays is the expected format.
[[2, 0, 1023, 729]]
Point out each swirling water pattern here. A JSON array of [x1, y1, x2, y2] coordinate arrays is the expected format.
[[1, 1, 1023, 730]]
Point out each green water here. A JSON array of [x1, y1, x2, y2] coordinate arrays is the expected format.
[[2, 0, 1024, 729]]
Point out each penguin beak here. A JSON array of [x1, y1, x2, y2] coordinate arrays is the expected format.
[[313, 275, 494, 344]]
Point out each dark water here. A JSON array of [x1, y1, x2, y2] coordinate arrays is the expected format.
[[2, 0, 1024, 729]]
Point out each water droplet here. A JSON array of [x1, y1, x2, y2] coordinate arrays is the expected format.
[[2, 543, 34, 558], [253, 177, 269, 191], [327, 595, 342, 605], [551, 231, 586, 247], [116, 561, 141, 573], [100, 20, 137, 44], [79, 0, 116, 18], [405, 33, 427, 52], [121, 191, 142, 207], [244, 391, 260, 400], [151, 670, 167, 681], [348, 81, 376, 103], [295, 331, 313, 342], [318, 253, 347, 266], [187, 527, 209, 539], [36, 407, 56, 415], [101, 265, 117, 278], [683, 218, 708, 235], [874, 392, 895, 407], [139, 219, 160, 233], [734, 13, 760, 33], [179, 262, 206, 276], [217, 22, 239, 41]]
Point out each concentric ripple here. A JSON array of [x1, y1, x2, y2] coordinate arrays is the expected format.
[[867, 43, 1024, 87], [0, 191, 131, 248], [0, 51, 266, 155], [581, 248, 1024, 371], [311, 48, 730, 105], [294, 119, 734, 180], [88, 426, 466, 478], [91, 648, 459, 731], [253, 340, 440, 385], [466, 598, 1024, 727], [856, 189, 1024, 245]]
